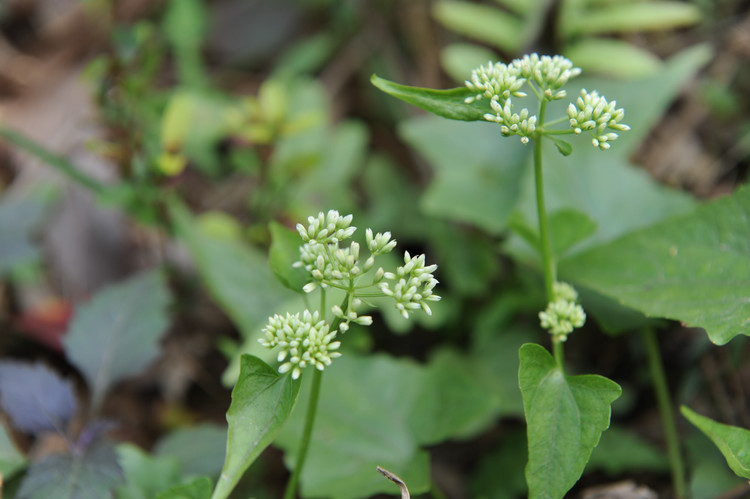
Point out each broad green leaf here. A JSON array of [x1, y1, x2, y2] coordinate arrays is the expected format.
[[682, 406, 750, 479], [565, 2, 701, 36], [470, 429, 528, 499], [587, 425, 668, 475], [17, 440, 124, 499], [440, 43, 498, 83], [63, 269, 171, 411], [156, 477, 212, 499], [169, 200, 292, 338], [371, 75, 491, 121], [0, 423, 26, 480], [508, 209, 598, 260], [268, 221, 306, 293], [519, 343, 621, 499], [561, 185, 750, 345], [399, 116, 529, 234], [276, 353, 503, 499], [116, 443, 182, 499], [564, 38, 662, 79], [211, 355, 301, 499], [432, 1, 523, 52], [410, 349, 502, 443], [154, 424, 227, 478]]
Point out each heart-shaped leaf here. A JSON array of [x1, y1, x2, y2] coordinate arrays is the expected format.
[[519, 343, 621, 499]]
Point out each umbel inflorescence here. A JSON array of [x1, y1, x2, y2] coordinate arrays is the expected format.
[[465, 54, 630, 149], [259, 210, 440, 378]]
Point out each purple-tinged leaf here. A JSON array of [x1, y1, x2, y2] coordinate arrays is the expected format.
[[0, 361, 76, 435], [17, 439, 124, 499], [63, 269, 172, 411]]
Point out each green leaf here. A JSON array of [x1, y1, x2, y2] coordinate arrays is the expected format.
[[566, 2, 701, 36], [154, 425, 227, 478], [587, 425, 668, 475], [519, 343, 621, 499], [63, 269, 171, 411], [682, 406, 750, 479], [169, 200, 292, 338], [561, 185, 750, 345], [399, 116, 529, 234], [508, 208, 598, 261], [0, 423, 26, 480], [276, 353, 503, 499], [116, 443, 182, 499], [211, 355, 301, 499], [268, 222, 307, 293], [156, 477, 212, 499], [564, 38, 662, 79], [18, 440, 124, 499], [551, 137, 573, 156], [371, 75, 491, 121], [432, 1, 524, 52]]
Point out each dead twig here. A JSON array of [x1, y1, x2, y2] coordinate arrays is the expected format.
[[377, 466, 410, 499]]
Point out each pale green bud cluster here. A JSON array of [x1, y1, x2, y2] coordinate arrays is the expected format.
[[465, 54, 628, 148], [485, 99, 537, 144], [568, 89, 630, 150], [259, 310, 342, 380], [261, 211, 440, 378], [465, 61, 526, 104], [511, 54, 581, 100], [380, 252, 440, 319], [539, 282, 586, 342]]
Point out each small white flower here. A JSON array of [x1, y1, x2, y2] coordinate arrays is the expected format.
[[568, 89, 629, 150]]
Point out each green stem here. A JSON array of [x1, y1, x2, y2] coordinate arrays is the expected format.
[[642, 328, 687, 499], [0, 126, 106, 194], [283, 368, 324, 499], [533, 103, 556, 302]]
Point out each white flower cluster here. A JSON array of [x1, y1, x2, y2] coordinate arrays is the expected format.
[[380, 252, 441, 319], [466, 54, 582, 144], [259, 310, 342, 379], [539, 282, 586, 342], [484, 99, 537, 144], [465, 54, 629, 149], [568, 89, 630, 150], [511, 54, 581, 100], [465, 61, 526, 104], [260, 210, 441, 378]]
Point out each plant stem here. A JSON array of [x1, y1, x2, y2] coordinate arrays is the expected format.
[[642, 328, 687, 499], [533, 103, 556, 303], [283, 368, 324, 499]]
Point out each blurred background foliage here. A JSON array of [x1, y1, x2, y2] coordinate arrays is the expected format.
[[0, 0, 749, 497]]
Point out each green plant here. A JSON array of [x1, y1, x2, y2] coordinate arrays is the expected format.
[[373, 48, 750, 498], [210, 209, 440, 499], [374, 52, 629, 498]]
